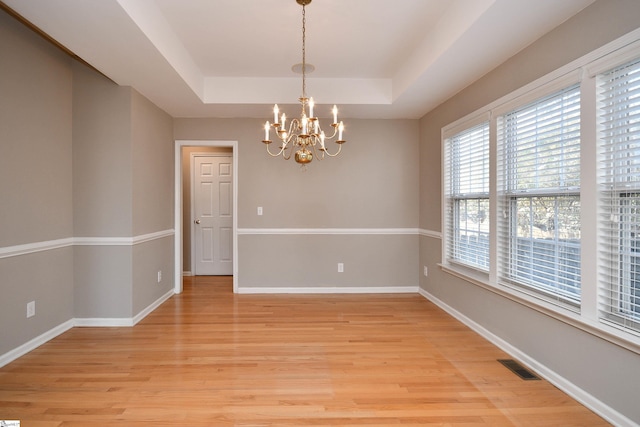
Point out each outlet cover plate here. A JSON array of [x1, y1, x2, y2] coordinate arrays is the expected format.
[[27, 301, 35, 318]]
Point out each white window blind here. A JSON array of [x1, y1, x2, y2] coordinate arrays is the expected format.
[[497, 84, 581, 305], [598, 56, 640, 333], [444, 122, 490, 270]]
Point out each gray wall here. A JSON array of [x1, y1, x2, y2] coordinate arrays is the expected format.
[[72, 61, 135, 318], [131, 90, 174, 314], [0, 12, 73, 247], [1, 6, 174, 357], [419, 0, 640, 422], [131, 90, 174, 236], [72, 61, 175, 319], [72, 62, 133, 238], [0, 10, 75, 354], [174, 118, 420, 290]]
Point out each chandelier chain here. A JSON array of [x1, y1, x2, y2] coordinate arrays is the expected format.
[[301, 4, 307, 103]]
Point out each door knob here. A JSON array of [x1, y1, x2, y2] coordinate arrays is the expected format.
[[194, 219, 201, 224]]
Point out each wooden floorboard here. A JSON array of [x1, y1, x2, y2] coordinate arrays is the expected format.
[[0, 276, 609, 426]]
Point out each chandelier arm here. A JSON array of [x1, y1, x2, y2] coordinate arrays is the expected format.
[[265, 143, 287, 157], [280, 140, 294, 161], [308, 138, 323, 161], [286, 128, 299, 161], [280, 119, 300, 146], [321, 142, 343, 157], [322, 124, 339, 140], [287, 119, 300, 141]]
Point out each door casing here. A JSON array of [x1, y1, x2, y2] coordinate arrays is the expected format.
[[174, 140, 238, 294]]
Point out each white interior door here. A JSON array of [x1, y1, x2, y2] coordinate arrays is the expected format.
[[193, 155, 233, 275]]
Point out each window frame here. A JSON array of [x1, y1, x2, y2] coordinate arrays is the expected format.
[[496, 83, 582, 309], [597, 55, 640, 334], [443, 117, 491, 273]]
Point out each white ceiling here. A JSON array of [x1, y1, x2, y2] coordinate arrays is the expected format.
[[5, 0, 596, 119]]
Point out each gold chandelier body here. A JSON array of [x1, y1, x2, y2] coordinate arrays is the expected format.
[[261, 0, 345, 165]]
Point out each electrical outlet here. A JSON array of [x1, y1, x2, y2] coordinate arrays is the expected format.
[[338, 262, 344, 273], [27, 301, 35, 318], [257, 206, 263, 216], [157, 270, 162, 283], [423, 266, 428, 277]]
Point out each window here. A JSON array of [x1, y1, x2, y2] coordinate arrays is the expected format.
[[598, 57, 640, 333], [444, 121, 490, 271], [440, 34, 640, 349], [497, 84, 581, 305]]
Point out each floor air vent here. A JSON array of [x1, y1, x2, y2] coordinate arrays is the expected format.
[[498, 359, 541, 380]]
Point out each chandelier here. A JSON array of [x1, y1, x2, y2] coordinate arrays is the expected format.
[[261, 0, 345, 165]]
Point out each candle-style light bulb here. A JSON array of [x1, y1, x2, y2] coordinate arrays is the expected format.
[[281, 113, 286, 130], [332, 105, 338, 124], [320, 131, 326, 149], [273, 104, 279, 124], [302, 114, 308, 134], [338, 121, 344, 140], [264, 121, 270, 140]]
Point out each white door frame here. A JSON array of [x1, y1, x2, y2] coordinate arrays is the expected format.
[[174, 140, 238, 294]]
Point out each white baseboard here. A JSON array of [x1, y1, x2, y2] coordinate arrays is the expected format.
[[75, 289, 175, 327], [0, 320, 74, 368], [74, 318, 135, 327], [238, 286, 418, 294], [182, 271, 192, 276], [132, 289, 174, 325], [1, 290, 175, 367], [418, 288, 637, 427]]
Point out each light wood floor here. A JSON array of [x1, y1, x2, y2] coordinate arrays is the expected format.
[[1, 276, 609, 426]]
